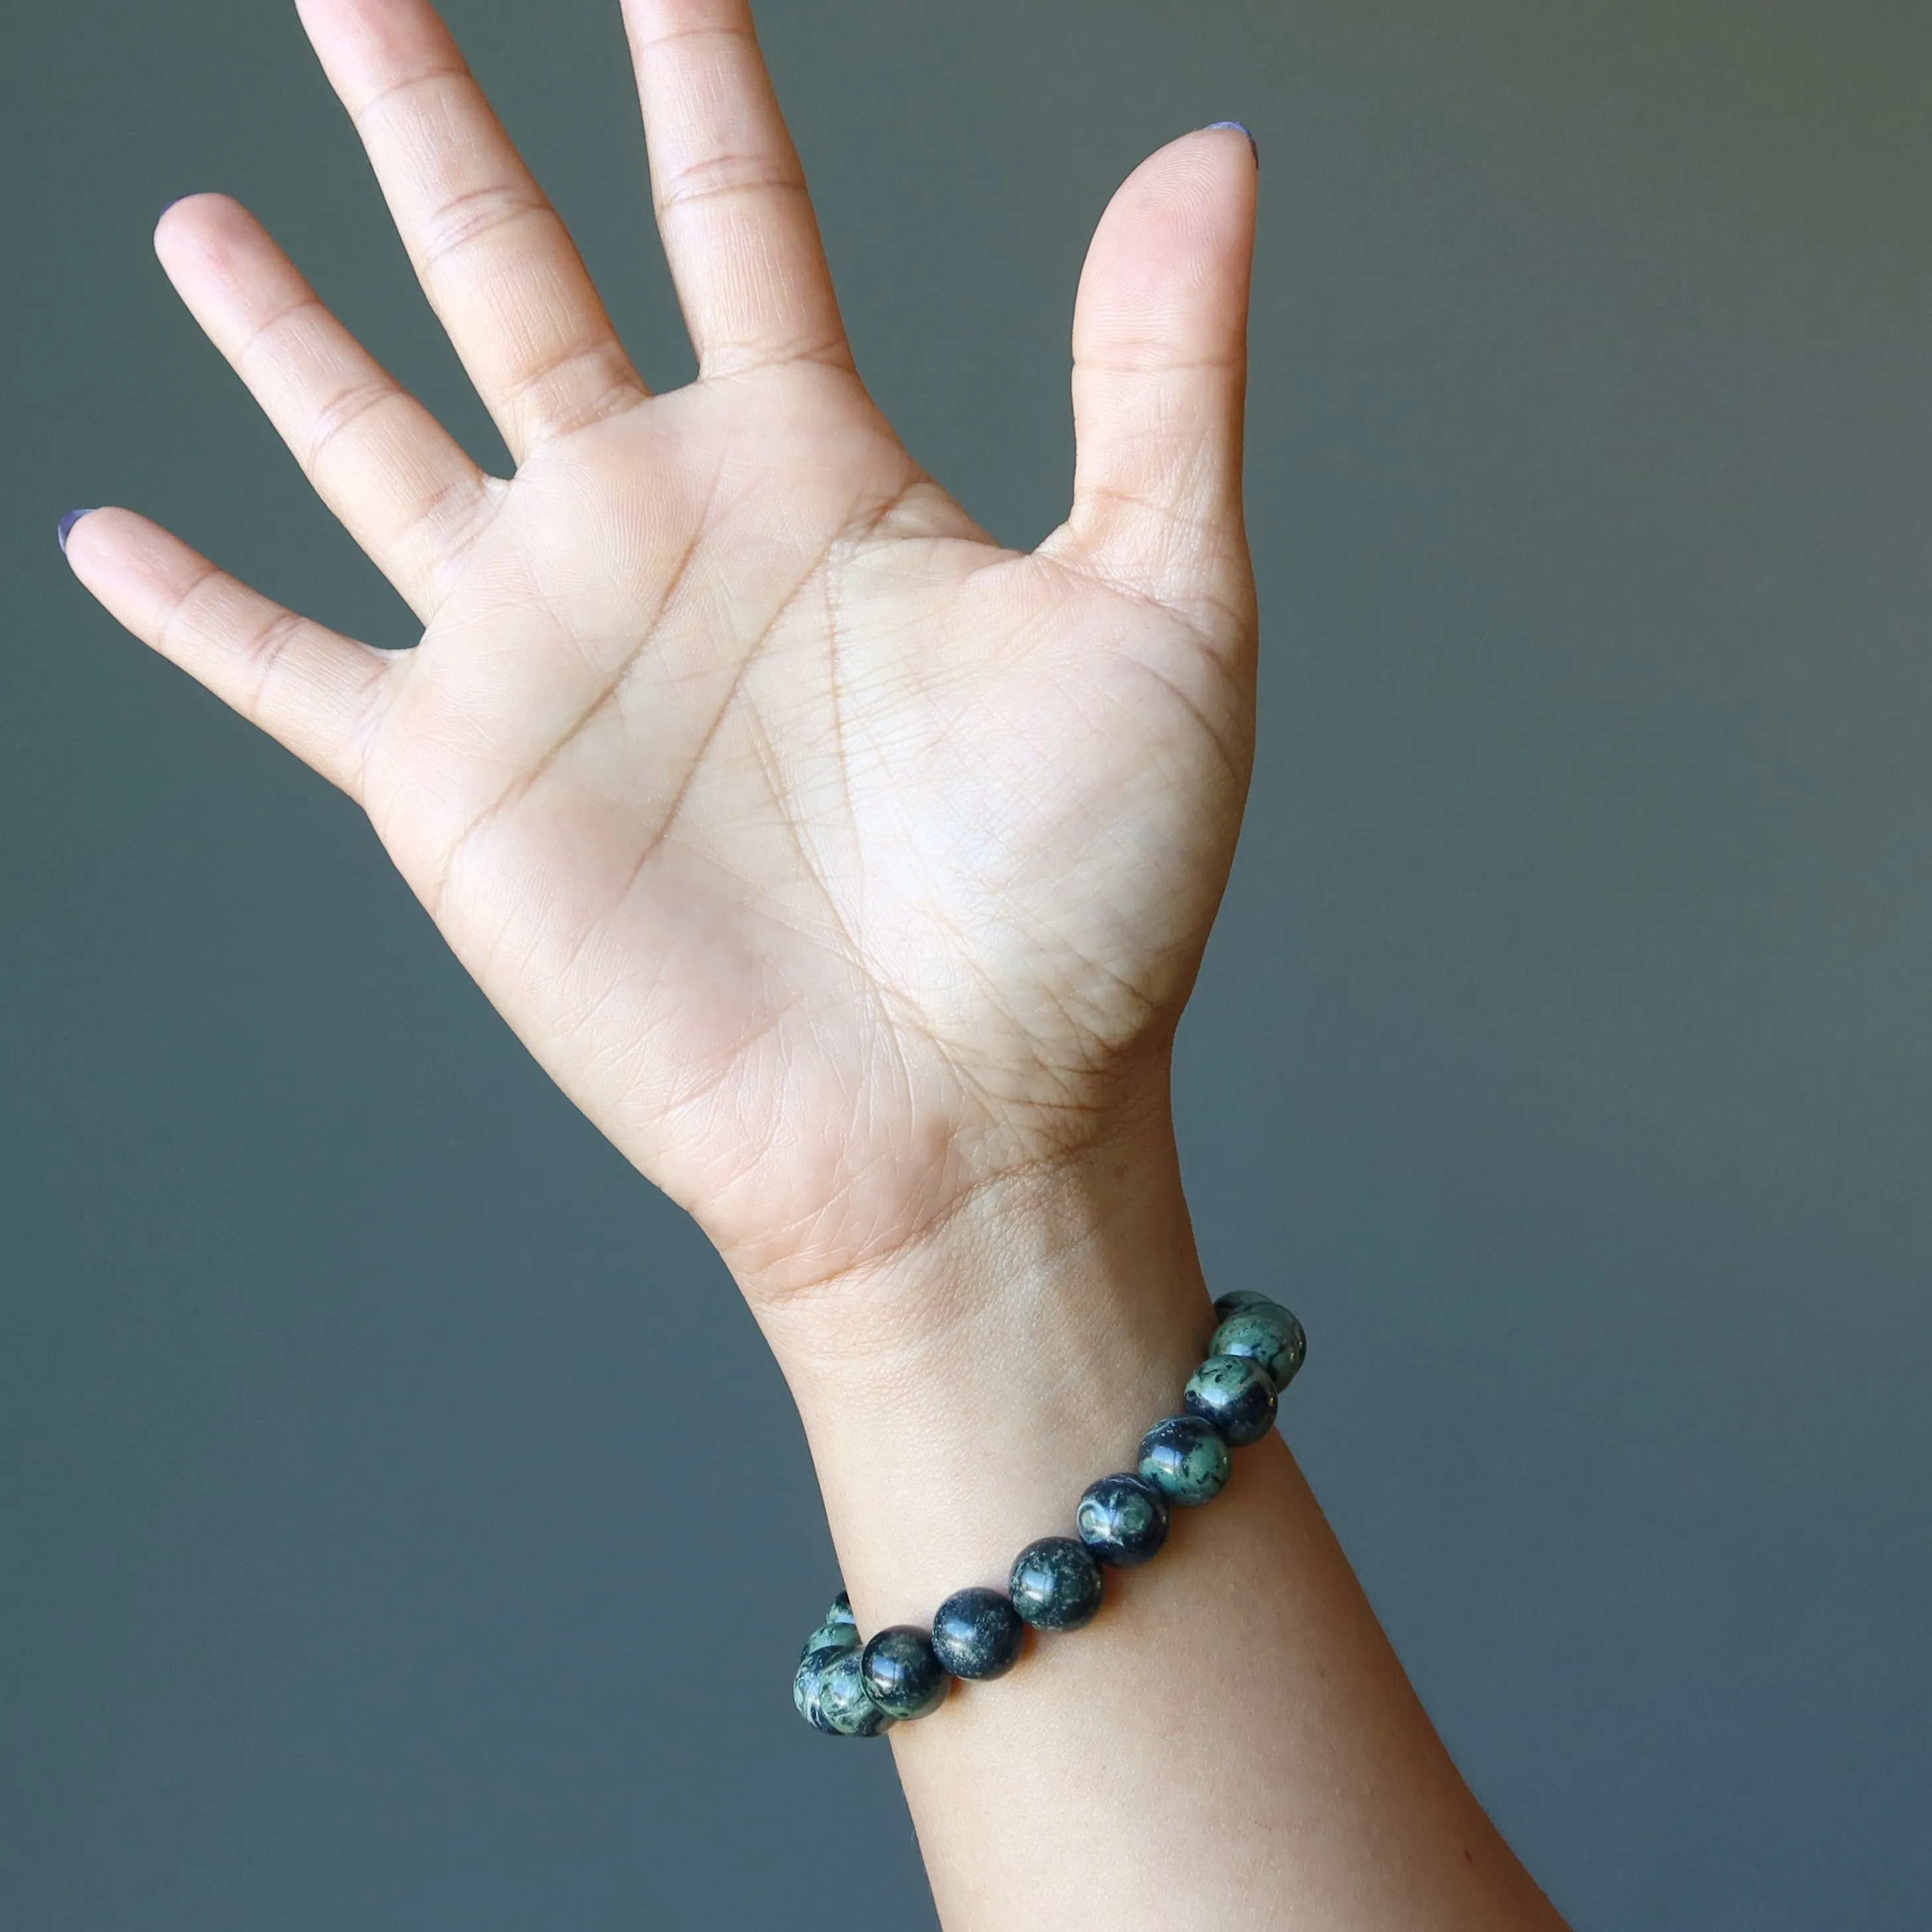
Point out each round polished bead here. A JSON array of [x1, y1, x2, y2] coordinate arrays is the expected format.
[[931, 1586, 1026, 1681], [800, 1617, 860, 1665], [793, 1644, 851, 1733], [1137, 1413, 1233, 1506], [824, 1590, 857, 1629], [817, 1647, 892, 1736], [1075, 1472, 1170, 1566], [1212, 1289, 1280, 1319], [1184, 1353, 1278, 1446], [1211, 1296, 1306, 1383], [861, 1625, 951, 1720], [1008, 1536, 1105, 1632], [1210, 1306, 1306, 1393]]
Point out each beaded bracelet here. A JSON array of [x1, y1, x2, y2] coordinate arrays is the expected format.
[[792, 1290, 1307, 1737]]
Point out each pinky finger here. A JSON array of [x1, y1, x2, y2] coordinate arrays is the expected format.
[[62, 508, 396, 800]]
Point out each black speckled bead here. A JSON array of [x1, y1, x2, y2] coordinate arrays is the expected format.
[[1184, 1353, 1278, 1446], [825, 1590, 857, 1629], [861, 1625, 951, 1720], [1137, 1413, 1233, 1506], [931, 1586, 1026, 1680], [1210, 1308, 1305, 1393], [1009, 1536, 1105, 1631], [1075, 1472, 1170, 1566], [817, 1647, 893, 1736]]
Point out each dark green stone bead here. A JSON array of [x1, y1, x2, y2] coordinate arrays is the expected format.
[[1212, 1289, 1278, 1318], [1137, 1413, 1232, 1505], [1209, 1296, 1307, 1387], [1210, 1308, 1306, 1393], [1185, 1353, 1278, 1446], [799, 1618, 860, 1665], [861, 1625, 951, 1720], [825, 1590, 857, 1629], [794, 1644, 851, 1732], [817, 1647, 892, 1736], [931, 1586, 1025, 1680], [1075, 1472, 1170, 1566], [1009, 1536, 1105, 1632]]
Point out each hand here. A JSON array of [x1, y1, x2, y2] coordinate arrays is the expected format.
[[64, 0, 1259, 1311]]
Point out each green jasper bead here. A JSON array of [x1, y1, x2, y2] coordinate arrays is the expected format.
[[861, 1625, 951, 1720], [817, 1647, 893, 1736], [824, 1590, 857, 1629], [799, 1618, 860, 1665], [1212, 1289, 1279, 1318], [1210, 1306, 1306, 1393], [1137, 1413, 1232, 1505], [794, 1644, 850, 1732], [1009, 1536, 1105, 1632], [1184, 1353, 1278, 1446], [1211, 1295, 1306, 1381]]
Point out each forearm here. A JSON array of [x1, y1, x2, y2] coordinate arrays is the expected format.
[[754, 1126, 1568, 1931]]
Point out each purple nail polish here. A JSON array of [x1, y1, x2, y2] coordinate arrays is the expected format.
[[57, 508, 96, 553], [1203, 121, 1259, 165]]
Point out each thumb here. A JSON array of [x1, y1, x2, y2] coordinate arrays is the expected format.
[[1042, 125, 1259, 637]]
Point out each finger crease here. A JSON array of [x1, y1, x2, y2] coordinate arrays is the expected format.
[[303, 378, 406, 476], [702, 334, 857, 383], [244, 607, 313, 714], [503, 340, 648, 445], [348, 60, 476, 126], [409, 473, 508, 584], [629, 21, 759, 60], [656, 168, 809, 219], [156, 561, 228, 659], [231, 292, 330, 374], [417, 188, 553, 279]]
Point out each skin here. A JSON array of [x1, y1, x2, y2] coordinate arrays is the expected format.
[[62, 2, 1572, 1925]]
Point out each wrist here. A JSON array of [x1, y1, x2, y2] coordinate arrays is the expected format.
[[750, 1113, 1208, 1392], [748, 1118, 1221, 1628]]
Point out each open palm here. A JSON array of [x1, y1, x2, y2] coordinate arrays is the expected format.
[[68, 0, 1260, 1302]]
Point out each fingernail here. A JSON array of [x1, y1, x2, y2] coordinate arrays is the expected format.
[[57, 508, 96, 553], [1203, 121, 1259, 165]]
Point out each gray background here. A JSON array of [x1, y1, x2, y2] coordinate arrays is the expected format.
[[5, 0, 1929, 1925]]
